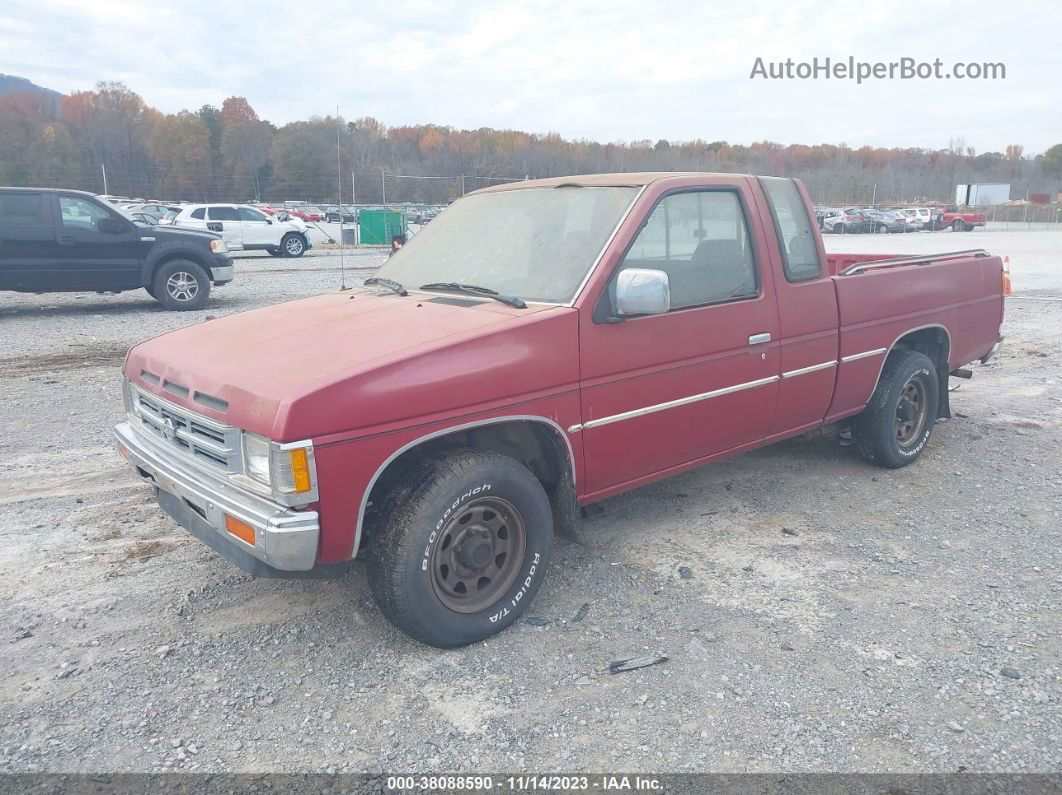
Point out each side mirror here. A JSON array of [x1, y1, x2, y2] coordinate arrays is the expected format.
[[266, 219, 273, 224], [615, 268, 670, 317], [97, 217, 127, 234]]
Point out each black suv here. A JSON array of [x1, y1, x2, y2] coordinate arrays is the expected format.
[[0, 188, 233, 311]]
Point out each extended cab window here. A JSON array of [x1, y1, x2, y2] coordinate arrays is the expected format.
[[59, 196, 112, 229], [207, 206, 238, 221], [760, 177, 821, 282], [190, 208, 206, 220], [0, 193, 47, 225], [617, 190, 758, 310]]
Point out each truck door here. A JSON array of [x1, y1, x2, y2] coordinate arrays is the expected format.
[[205, 206, 244, 249], [53, 194, 143, 289], [756, 177, 840, 439], [577, 183, 781, 496], [0, 190, 57, 291]]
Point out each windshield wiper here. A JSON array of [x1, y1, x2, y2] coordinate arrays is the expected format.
[[420, 282, 526, 309], [363, 276, 407, 296]]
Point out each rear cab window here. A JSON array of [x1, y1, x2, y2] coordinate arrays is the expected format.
[[0, 193, 49, 225], [759, 177, 821, 283]]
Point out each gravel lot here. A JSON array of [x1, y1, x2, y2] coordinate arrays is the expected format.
[[0, 229, 1059, 775]]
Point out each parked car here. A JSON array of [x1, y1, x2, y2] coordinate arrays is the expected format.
[[165, 204, 311, 257], [900, 207, 933, 229], [113, 173, 1006, 647], [123, 202, 176, 220], [0, 187, 232, 310], [294, 206, 325, 222], [824, 208, 875, 234], [323, 206, 356, 223], [863, 209, 910, 233], [128, 211, 160, 226]]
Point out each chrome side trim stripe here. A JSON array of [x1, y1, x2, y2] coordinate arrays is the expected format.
[[573, 375, 779, 432], [781, 360, 837, 379], [841, 348, 887, 363]]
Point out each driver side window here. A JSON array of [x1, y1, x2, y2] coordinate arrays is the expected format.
[[616, 190, 758, 310], [59, 196, 111, 229]]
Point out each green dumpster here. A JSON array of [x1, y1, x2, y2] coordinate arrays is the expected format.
[[358, 209, 407, 245]]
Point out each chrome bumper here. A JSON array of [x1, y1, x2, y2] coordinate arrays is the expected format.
[[211, 265, 234, 283], [114, 421, 319, 571]]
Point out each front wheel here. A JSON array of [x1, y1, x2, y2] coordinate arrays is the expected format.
[[368, 449, 553, 647], [281, 233, 306, 257], [152, 260, 210, 311], [853, 350, 939, 468]]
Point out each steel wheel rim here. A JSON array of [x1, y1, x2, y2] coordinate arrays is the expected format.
[[285, 237, 303, 255], [895, 377, 928, 446], [430, 496, 526, 613], [166, 271, 199, 302]]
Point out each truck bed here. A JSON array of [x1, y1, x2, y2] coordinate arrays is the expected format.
[[825, 249, 1005, 421]]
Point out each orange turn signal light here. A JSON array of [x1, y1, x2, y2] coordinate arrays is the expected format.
[[290, 447, 312, 493], [225, 514, 256, 546]]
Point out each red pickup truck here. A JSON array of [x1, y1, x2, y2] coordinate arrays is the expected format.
[[114, 173, 1005, 647], [931, 206, 988, 231]]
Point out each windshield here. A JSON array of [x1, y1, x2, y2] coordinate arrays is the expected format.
[[377, 186, 637, 303]]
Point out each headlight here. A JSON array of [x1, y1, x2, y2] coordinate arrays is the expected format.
[[242, 432, 272, 486], [240, 433, 316, 500], [210, 239, 228, 253]]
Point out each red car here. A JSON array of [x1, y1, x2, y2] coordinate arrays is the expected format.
[[114, 173, 1005, 647]]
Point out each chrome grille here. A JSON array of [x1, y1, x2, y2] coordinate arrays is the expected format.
[[132, 386, 240, 473]]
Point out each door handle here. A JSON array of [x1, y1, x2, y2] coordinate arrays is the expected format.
[[748, 332, 772, 345], [57, 235, 75, 246]]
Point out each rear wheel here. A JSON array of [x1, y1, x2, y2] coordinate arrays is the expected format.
[[853, 350, 939, 468], [368, 449, 553, 647], [952, 219, 966, 232], [152, 259, 210, 311]]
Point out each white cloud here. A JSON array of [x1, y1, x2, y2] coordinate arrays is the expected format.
[[1, 0, 1058, 153]]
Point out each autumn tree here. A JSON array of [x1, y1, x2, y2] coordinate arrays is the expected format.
[[148, 112, 211, 197]]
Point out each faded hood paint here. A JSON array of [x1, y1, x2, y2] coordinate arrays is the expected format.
[[124, 290, 580, 441]]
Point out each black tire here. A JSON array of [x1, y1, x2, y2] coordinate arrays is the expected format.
[[853, 350, 939, 469], [281, 233, 306, 257], [876, 224, 888, 234], [835, 224, 846, 234], [952, 219, 965, 232], [151, 259, 210, 311], [368, 448, 553, 648]]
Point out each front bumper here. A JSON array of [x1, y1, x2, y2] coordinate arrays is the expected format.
[[114, 421, 320, 573], [210, 264, 234, 284]]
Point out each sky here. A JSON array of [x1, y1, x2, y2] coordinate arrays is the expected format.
[[1, 0, 1058, 154]]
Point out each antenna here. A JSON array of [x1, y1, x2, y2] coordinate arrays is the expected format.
[[337, 106, 346, 290]]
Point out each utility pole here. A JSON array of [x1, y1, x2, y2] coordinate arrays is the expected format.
[[381, 170, 386, 205], [101, 163, 108, 194], [336, 106, 346, 289]]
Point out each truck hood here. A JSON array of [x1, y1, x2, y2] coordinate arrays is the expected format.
[[148, 224, 220, 242], [124, 289, 579, 440]]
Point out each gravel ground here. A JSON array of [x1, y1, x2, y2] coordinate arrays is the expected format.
[[0, 231, 1059, 775]]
